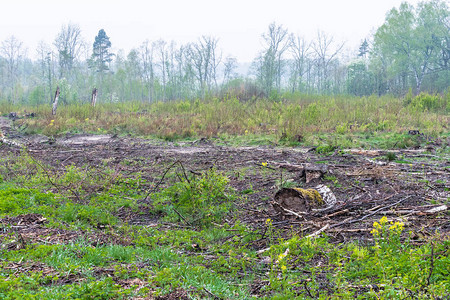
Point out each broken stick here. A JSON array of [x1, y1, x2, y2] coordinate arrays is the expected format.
[[329, 195, 412, 229]]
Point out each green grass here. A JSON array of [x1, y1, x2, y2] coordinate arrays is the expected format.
[[0, 150, 448, 298], [0, 94, 449, 298], [2, 93, 448, 150]]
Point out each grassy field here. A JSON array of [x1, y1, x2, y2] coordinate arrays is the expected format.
[[2, 92, 449, 149], [0, 93, 449, 299]]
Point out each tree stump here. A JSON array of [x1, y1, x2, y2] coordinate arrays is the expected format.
[[52, 86, 60, 115], [273, 187, 324, 214], [91, 88, 98, 107]]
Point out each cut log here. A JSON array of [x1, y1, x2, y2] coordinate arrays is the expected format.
[[273, 187, 324, 214], [315, 184, 337, 208], [273, 185, 337, 217]]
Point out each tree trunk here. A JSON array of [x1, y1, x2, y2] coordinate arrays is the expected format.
[[91, 88, 98, 107], [52, 86, 60, 115]]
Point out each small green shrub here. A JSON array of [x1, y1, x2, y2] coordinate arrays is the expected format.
[[153, 168, 235, 227], [316, 144, 337, 155], [410, 92, 447, 112], [385, 151, 397, 161]]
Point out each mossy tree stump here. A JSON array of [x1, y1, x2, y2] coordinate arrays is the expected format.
[[273, 187, 324, 215]]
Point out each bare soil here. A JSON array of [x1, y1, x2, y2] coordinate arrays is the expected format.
[[1, 114, 448, 246]]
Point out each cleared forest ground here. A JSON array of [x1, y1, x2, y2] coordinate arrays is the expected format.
[[0, 114, 449, 298]]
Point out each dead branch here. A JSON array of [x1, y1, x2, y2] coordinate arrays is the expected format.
[[142, 160, 180, 202], [305, 223, 330, 238], [303, 279, 314, 298], [322, 209, 349, 219], [329, 195, 412, 229], [26, 151, 82, 202], [424, 205, 447, 214], [279, 206, 308, 218], [177, 161, 191, 184], [172, 207, 192, 226], [203, 286, 222, 299]]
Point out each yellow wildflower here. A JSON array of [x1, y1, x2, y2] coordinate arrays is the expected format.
[[261, 162, 268, 167], [85, 118, 89, 121], [373, 221, 381, 230], [389, 221, 404, 232], [281, 265, 287, 271], [379, 216, 388, 225], [265, 218, 272, 225]]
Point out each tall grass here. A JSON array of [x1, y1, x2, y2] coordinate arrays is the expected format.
[[1, 93, 448, 144]]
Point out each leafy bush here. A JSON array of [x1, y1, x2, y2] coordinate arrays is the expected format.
[[409, 92, 448, 112], [153, 168, 235, 227], [316, 144, 337, 155]]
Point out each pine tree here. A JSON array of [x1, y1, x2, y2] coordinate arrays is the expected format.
[[90, 29, 114, 73], [358, 39, 369, 58]]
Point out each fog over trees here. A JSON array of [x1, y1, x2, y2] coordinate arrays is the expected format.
[[0, 0, 448, 104]]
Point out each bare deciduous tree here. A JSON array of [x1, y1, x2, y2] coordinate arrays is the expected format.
[[1, 36, 24, 102], [155, 39, 167, 101], [289, 35, 311, 92], [311, 31, 345, 93], [222, 55, 238, 86], [186, 36, 221, 98], [256, 23, 291, 94], [207, 37, 222, 90], [140, 40, 155, 102], [54, 23, 84, 79], [36, 41, 55, 102]]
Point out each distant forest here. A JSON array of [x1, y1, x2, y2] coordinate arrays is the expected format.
[[0, 0, 448, 104]]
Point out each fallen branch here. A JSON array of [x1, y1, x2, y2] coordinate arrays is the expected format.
[[327, 227, 371, 233], [280, 206, 307, 218], [424, 205, 447, 214], [305, 223, 330, 238], [172, 207, 192, 226], [350, 183, 368, 193], [303, 279, 314, 298], [26, 151, 82, 202], [322, 209, 349, 219], [330, 195, 412, 229], [203, 286, 221, 299]]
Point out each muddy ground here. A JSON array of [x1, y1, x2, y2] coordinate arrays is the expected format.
[[1, 115, 448, 246], [1, 116, 449, 298]]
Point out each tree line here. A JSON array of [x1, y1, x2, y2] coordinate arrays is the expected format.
[[0, 0, 448, 105]]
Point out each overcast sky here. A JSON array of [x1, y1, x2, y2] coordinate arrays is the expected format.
[[1, 0, 423, 62]]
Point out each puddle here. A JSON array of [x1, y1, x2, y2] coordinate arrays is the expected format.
[[57, 135, 113, 145]]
